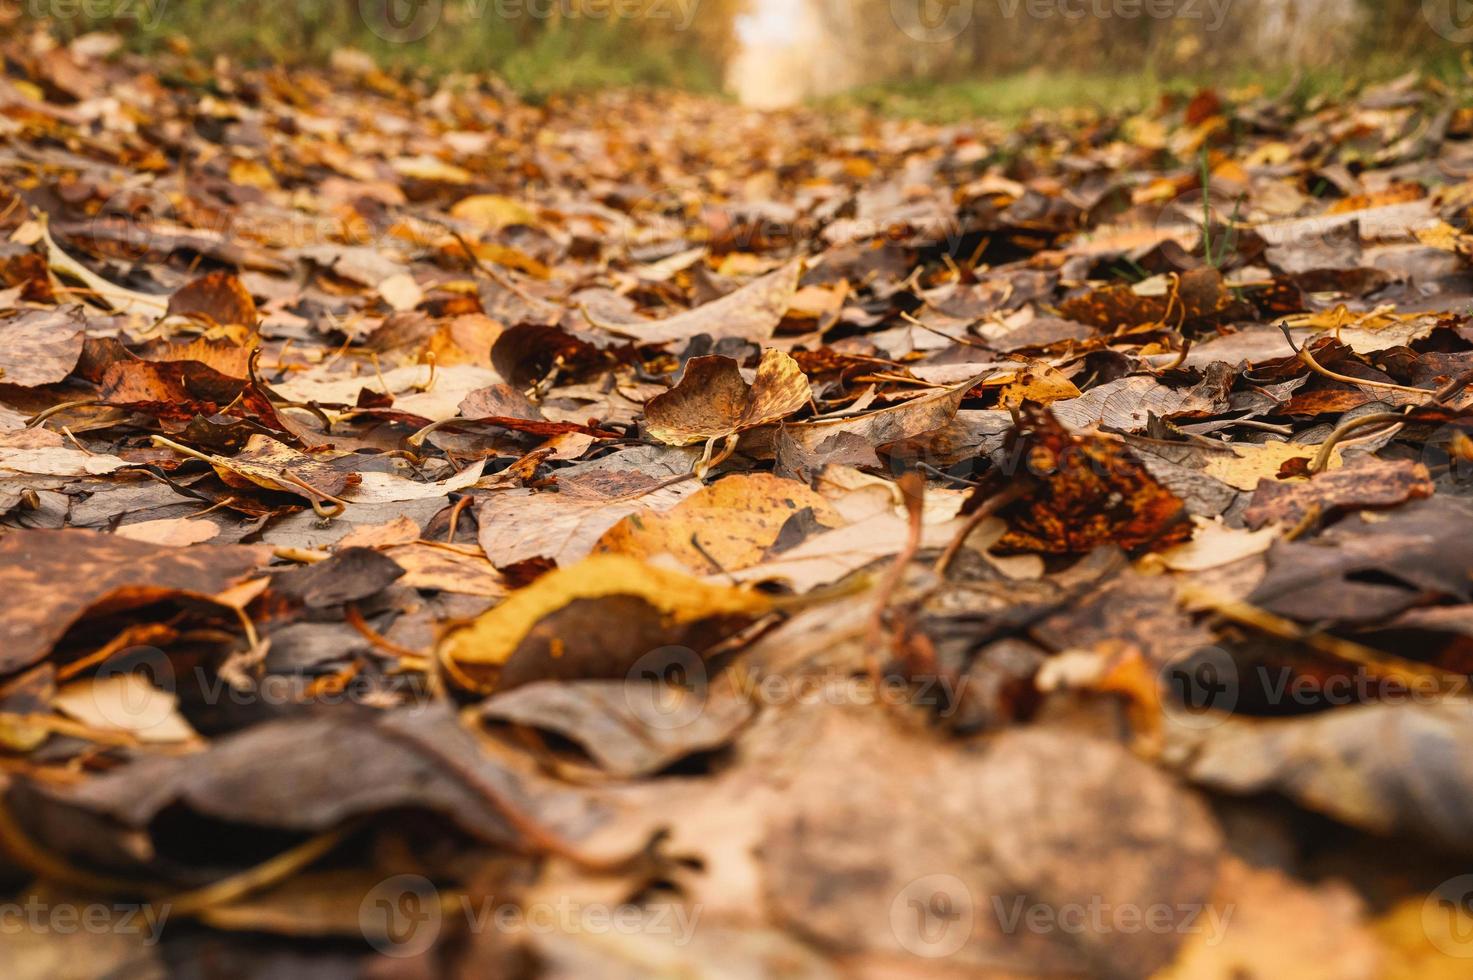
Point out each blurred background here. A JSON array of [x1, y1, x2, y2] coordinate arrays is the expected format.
[[4, 0, 1466, 110]]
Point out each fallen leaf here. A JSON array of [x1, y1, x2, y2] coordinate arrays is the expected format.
[[0, 445, 128, 477], [113, 517, 222, 547], [1244, 457, 1433, 529], [774, 374, 982, 459], [1203, 440, 1343, 492], [53, 674, 198, 744], [587, 260, 802, 344], [159, 434, 361, 508], [381, 542, 505, 597], [1169, 699, 1473, 854], [1248, 498, 1473, 624], [994, 405, 1192, 555], [167, 271, 258, 327], [438, 555, 774, 693], [477, 466, 698, 568], [0, 306, 85, 387], [450, 193, 540, 230], [644, 349, 811, 447], [480, 676, 755, 777], [0, 530, 269, 673], [595, 472, 840, 574], [1157, 518, 1277, 572], [271, 548, 405, 608], [346, 461, 485, 503]]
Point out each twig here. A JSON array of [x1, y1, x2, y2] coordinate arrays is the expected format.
[[1279, 325, 1433, 397], [345, 604, 430, 671], [162, 822, 357, 918], [25, 400, 103, 428], [865, 474, 926, 686], [445, 494, 475, 542], [934, 483, 1027, 578], [373, 720, 643, 872], [1307, 412, 1408, 474]]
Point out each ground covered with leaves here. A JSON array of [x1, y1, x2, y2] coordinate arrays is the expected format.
[[6, 29, 1473, 979]]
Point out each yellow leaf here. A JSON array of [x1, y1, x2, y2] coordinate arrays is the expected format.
[[596, 473, 841, 574], [438, 556, 773, 693], [450, 194, 540, 231], [1203, 441, 1343, 492]]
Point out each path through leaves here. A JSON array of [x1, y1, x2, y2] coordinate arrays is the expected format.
[[4, 31, 1473, 977]]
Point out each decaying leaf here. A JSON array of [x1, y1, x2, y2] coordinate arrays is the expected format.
[[587, 260, 802, 344], [0, 530, 269, 673], [993, 404, 1192, 554], [156, 434, 361, 509], [167, 271, 258, 328], [438, 556, 773, 693], [0, 306, 86, 387], [480, 676, 755, 777], [1248, 497, 1473, 624], [644, 349, 811, 448], [595, 472, 841, 574], [1244, 457, 1434, 529]]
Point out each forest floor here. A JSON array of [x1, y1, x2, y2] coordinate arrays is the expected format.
[[3, 28, 1473, 979]]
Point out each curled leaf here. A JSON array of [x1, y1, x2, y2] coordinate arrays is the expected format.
[[438, 555, 773, 693], [644, 349, 811, 447]]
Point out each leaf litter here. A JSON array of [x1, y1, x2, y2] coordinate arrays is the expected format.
[[3, 29, 1473, 977]]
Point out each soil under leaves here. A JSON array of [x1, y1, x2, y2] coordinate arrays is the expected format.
[[4, 31, 1473, 978]]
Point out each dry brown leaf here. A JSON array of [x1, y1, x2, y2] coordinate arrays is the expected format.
[[588, 259, 802, 344], [995, 404, 1192, 555], [438, 555, 773, 693], [113, 517, 222, 547], [595, 472, 841, 574], [0, 306, 85, 387], [0, 529, 269, 673], [644, 349, 811, 447], [167, 270, 259, 327]]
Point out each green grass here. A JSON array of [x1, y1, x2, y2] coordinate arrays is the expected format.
[[36, 0, 728, 97], [830, 56, 1473, 125]]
